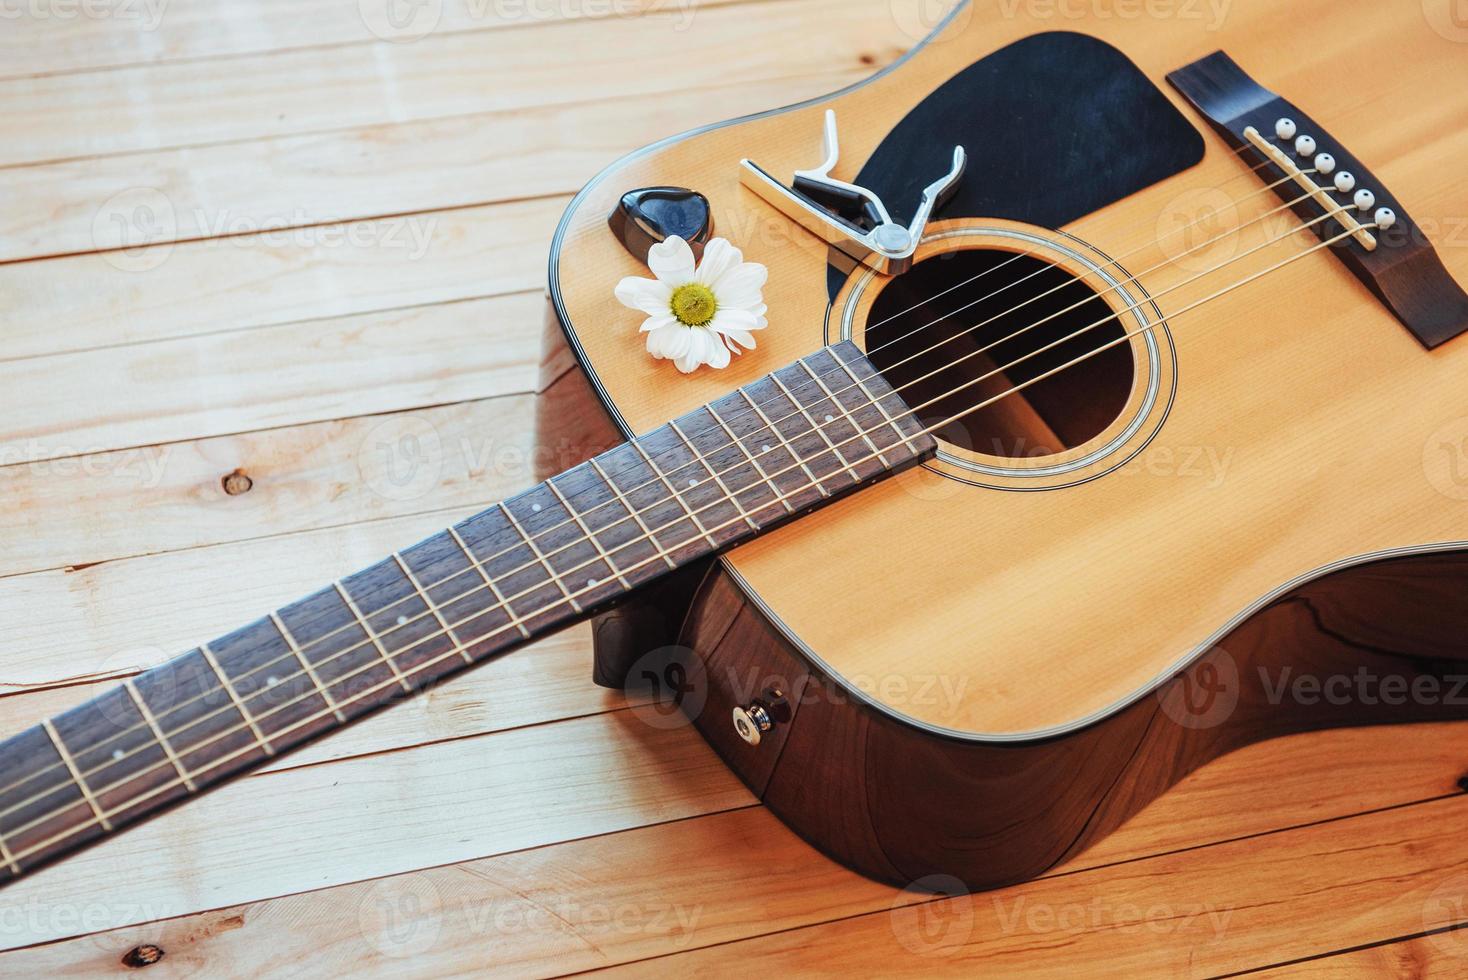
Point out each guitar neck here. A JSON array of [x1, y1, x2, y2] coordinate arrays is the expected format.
[[0, 341, 934, 883]]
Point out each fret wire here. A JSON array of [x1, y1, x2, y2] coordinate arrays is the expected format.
[[335, 581, 413, 693], [40, 720, 112, 831], [270, 612, 348, 722], [124, 681, 198, 792], [630, 440, 720, 549], [588, 458, 677, 570], [546, 479, 633, 589], [200, 642, 275, 756], [799, 357, 890, 468], [706, 402, 793, 514], [446, 525, 531, 639], [827, 349, 925, 456], [769, 373, 859, 487], [737, 387, 829, 498], [393, 552, 475, 663], [497, 504, 581, 613], [669, 419, 758, 531], [0, 827, 18, 875]]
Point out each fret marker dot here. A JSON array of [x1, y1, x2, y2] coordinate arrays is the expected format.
[[112, 749, 125, 762], [396, 615, 409, 626], [587, 578, 598, 587], [688, 478, 697, 487], [267, 676, 280, 687], [761, 445, 771, 453], [824, 414, 834, 423], [531, 503, 541, 512]]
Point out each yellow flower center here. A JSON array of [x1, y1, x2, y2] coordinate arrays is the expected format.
[[670, 282, 718, 327]]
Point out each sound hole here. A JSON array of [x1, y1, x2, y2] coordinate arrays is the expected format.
[[864, 248, 1135, 459]]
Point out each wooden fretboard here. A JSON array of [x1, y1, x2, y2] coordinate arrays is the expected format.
[[0, 341, 934, 883]]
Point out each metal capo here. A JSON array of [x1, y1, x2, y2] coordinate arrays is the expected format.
[[739, 109, 966, 276]]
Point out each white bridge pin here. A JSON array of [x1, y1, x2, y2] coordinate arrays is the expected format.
[[1354, 188, 1376, 212], [1275, 117, 1297, 140], [1374, 206, 1397, 230], [1313, 152, 1336, 175], [1294, 134, 1317, 157], [1333, 171, 1356, 194]]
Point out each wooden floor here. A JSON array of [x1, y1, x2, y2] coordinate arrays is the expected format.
[[1, 1, 1466, 976]]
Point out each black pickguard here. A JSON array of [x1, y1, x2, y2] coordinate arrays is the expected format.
[[829, 31, 1205, 296]]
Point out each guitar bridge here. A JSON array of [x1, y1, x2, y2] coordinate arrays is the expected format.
[[1168, 51, 1468, 350]]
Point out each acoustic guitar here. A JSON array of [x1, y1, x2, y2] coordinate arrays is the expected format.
[[4, 0, 1467, 893]]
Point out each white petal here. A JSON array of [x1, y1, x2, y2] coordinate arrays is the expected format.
[[710, 261, 767, 310], [645, 321, 687, 360], [638, 314, 677, 334], [721, 329, 757, 351], [615, 276, 673, 316], [708, 308, 763, 336], [648, 236, 696, 286], [695, 238, 742, 288], [701, 329, 732, 369]]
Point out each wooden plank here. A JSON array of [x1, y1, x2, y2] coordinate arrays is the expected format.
[[585, 795, 1468, 978], [0, 0, 750, 80], [0, 291, 543, 464], [4, 729, 1464, 975], [0, 69, 866, 265], [0, 389, 600, 578], [0, 502, 496, 691], [0, 710, 754, 949], [0, 196, 562, 363], [0, 0, 911, 167]]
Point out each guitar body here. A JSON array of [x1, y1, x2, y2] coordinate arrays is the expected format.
[[547, 0, 1468, 888]]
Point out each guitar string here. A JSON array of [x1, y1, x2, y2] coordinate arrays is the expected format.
[[853, 152, 1285, 346], [868, 202, 1350, 417], [856, 167, 1305, 357], [0, 180, 1354, 814], [0, 222, 1371, 859]]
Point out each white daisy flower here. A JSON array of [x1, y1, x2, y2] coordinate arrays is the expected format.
[[614, 236, 768, 374]]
